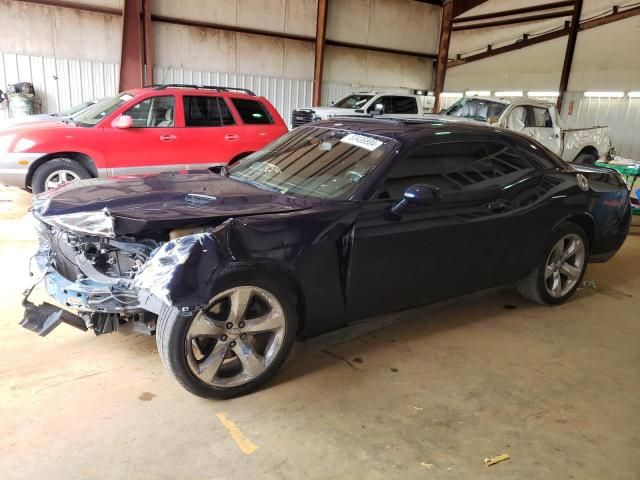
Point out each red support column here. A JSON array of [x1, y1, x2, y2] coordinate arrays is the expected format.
[[312, 0, 328, 107], [119, 0, 144, 91], [433, 0, 454, 113]]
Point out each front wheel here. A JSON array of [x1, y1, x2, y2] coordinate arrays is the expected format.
[[156, 273, 297, 399], [517, 223, 589, 305], [31, 157, 91, 193]]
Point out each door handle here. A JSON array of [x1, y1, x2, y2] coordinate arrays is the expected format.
[[160, 134, 176, 142], [225, 134, 240, 141], [488, 200, 508, 213]]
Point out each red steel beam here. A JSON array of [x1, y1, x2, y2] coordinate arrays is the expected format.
[[142, 0, 153, 85], [119, 0, 144, 91], [434, 0, 454, 113], [448, 5, 640, 68], [16, 0, 121, 15], [312, 0, 328, 106], [453, 0, 573, 23], [452, 9, 574, 31]]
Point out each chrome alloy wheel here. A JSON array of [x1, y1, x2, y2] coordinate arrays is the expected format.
[[185, 286, 286, 388], [44, 169, 81, 190], [544, 233, 585, 298]]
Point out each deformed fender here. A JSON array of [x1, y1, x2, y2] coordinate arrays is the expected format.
[[134, 226, 234, 314]]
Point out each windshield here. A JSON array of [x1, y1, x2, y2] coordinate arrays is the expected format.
[[56, 100, 95, 117], [74, 94, 134, 127], [444, 98, 508, 122], [332, 94, 374, 109], [227, 126, 394, 200]]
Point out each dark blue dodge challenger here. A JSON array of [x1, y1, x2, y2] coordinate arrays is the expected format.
[[23, 118, 631, 398]]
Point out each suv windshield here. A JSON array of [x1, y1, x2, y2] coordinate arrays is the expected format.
[[444, 98, 508, 122], [74, 94, 134, 127], [228, 126, 394, 199], [332, 94, 374, 109]]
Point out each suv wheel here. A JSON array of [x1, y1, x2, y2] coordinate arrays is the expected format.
[[156, 272, 297, 399], [31, 157, 91, 193]]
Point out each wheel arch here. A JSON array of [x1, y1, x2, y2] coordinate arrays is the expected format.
[[573, 145, 599, 163], [225, 260, 307, 336], [562, 213, 596, 250], [26, 152, 98, 189], [228, 151, 254, 167]]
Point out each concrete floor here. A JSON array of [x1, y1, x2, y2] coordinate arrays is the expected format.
[[0, 186, 638, 480]]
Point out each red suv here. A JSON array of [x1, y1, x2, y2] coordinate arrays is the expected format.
[[0, 84, 288, 193]]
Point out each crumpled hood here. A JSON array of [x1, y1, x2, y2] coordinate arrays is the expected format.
[[32, 172, 312, 236]]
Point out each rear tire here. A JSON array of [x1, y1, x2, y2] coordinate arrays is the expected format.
[[156, 270, 297, 399], [517, 222, 589, 305], [573, 153, 597, 165], [31, 157, 91, 193]]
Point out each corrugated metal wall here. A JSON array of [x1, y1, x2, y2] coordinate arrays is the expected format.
[[559, 93, 640, 160], [154, 66, 313, 129], [0, 52, 119, 121]]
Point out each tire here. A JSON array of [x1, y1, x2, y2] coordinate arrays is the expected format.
[[156, 269, 298, 399], [517, 222, 589, 305], [573, 153, 597, 165], [31, 157, 91, 194]]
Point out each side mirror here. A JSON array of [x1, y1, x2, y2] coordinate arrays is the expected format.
[[391, 183, 441, 215], [372, 103, 384, 115], [487, 116, 499, 124], [111, 114, 133, 129], [330, 100, 335, 106]]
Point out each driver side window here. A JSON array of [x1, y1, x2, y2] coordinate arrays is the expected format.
[[375, 141, 534, 200], [124, 95, 175, 128]]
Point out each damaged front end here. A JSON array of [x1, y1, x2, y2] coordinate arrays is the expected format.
[[22, 217, 162, 336]]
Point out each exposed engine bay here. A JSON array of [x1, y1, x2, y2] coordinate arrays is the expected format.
[[24, 220, 165, 336]]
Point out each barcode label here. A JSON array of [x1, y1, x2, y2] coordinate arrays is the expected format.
[[340, 133, 383, 152]]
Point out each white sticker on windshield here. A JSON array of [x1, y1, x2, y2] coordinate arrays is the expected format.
[[340, 133, 383, 152]]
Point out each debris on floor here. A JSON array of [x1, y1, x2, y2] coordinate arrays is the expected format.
[[410, 405, 423, 411], [583, 280, 597, 289], [420, 462, 434, 469], [484, 453, 510, 466]]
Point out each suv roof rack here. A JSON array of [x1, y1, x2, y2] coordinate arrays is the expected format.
[[149, 84, 256, 96]]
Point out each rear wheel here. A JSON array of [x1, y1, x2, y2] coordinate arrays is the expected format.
[[156, 272, 297, 399], [573, 152, 597, 165], [31, 157, 91, 193], [517, 223, 589, 305]]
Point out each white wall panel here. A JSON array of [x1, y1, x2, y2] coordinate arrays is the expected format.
[[152, 0, 317, 37], [327, 0, 439, 53], [0, 0, 122, 63], [445, 37, 566, 91], [323, 46, 432, 90], [0, 52, 119, 121], [154, 23, 314, 80], [153, 66, 312, 128]]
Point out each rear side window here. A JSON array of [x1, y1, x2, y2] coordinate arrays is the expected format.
[[391, 96, 418, 114], [377, 141, 535, 199], [183, 96, 235, 127], [231, 99, 274, 125]]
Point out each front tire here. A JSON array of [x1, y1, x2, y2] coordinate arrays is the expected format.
[[31, 157, 91, 193], [156, 271, 297, 399], [517, 222, 589, 305]]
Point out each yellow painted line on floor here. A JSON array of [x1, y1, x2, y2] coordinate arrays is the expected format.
[[216, 412, 259, 455]]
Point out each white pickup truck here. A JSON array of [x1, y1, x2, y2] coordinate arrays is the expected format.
[[443, 97, 615, 164], [291, 92, 426, 128]]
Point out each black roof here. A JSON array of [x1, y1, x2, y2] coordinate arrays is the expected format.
[[310, 116, 504, 143]]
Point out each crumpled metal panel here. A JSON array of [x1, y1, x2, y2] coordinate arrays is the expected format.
[[559, 92, 640, 160]]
